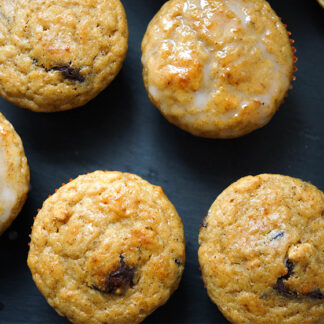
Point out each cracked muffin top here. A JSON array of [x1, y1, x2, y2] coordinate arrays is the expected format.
[[142, 0, 294, 138], [27, 171, 185, 324], [0, 0, 128, 112], [0, 112, 29, 235], [199, 174, 324, 324]]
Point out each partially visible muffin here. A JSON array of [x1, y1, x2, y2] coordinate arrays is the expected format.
[[0, 0, 128, 112], [142, 0, 294, 138], [199, 174, 324, 323], [0, 112, 29, 235], [28, 171, 185, 324]]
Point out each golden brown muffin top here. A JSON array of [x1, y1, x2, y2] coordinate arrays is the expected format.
[[0, 0, 128, 111], [28, 171, 185, 324], [199, 174, 324, 324]]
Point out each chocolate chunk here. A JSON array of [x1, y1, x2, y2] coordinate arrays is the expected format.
[[274, 259, 323, 300], [31, 59, 85, 82], [270, 230, 285, 240], [105, 255, 135, 295], [52, 66, 85, 82], [274, 277, 298, 298], [274, 258, 296, 297], [305, 289, 324, 300], [175, 258, 182, 266], [200, 213, 208, 228], [91, 285, 102, 292], [284, 258, 295, 279]]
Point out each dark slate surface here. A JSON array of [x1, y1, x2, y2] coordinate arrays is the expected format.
[[0, 0, 323, 323]]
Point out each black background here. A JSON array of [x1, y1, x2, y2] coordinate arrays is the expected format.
[[0, 0, 323, 323]]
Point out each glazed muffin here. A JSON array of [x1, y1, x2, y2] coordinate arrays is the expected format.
[[142, 0, 295, 138], [198, 174, 324, 323], [0, 112, 29, 235], [28, 171, 185, 324], [0, 0, 128, 112]]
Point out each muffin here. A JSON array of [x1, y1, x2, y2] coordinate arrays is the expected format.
[[0, 112, 29, 235], [142, 0, 295, 138], [28, 171, 185, 324], [0, 0, 128, 112], [198, 174, 324, 323]]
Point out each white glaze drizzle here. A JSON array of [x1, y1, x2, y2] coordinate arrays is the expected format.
[[0, 133, 17, 225], [193, 55, 213, 110], [145, 0, 288, 132], [225, 0, 284, 109], [186, 0, 285, 121]]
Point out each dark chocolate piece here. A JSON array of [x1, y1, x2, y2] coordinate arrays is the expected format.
[[91, 285, 102, 292], [274, 258, 296, 297], [105, 255, 135, 295], [175, 258, 182, 266], [52, 66, 85, 82], [274, 258, 323, 300], [32, 59, 84, 82], [284, 258, 295, 279], [270, 230, 285, 240], [274, 277, 298, 298], [305, 289, 324, 300], [200, 213, 208, 228]]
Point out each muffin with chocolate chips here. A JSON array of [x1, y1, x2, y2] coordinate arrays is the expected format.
[[198, 174, 324, 324], [0, 0, 128, 112], [28, 171, 185, 324]]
